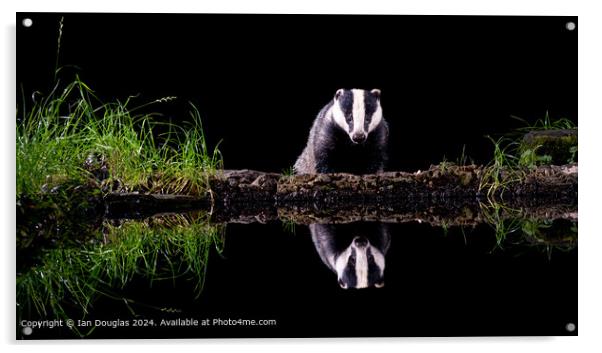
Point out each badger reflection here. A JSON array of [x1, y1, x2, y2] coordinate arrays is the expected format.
[[310, 222, 390, 289]]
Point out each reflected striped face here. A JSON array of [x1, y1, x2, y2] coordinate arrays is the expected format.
[[331, 88, 383, 144], [333, 236, 385, 289]]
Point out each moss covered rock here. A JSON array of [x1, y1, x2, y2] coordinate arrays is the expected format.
[[522, 129, 577, 165]]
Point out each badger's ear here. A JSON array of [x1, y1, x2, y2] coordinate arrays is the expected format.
[[374, 281, 385, 288], [371, 89, 381, 99], [335, 89, 344, 100]]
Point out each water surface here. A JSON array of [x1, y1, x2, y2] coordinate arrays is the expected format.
[[17, 211, 577, 339]]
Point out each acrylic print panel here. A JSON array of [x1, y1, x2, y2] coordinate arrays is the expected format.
[[16, 13, 577, 339]]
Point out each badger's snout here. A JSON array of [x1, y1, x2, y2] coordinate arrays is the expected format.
[[351, 132, 367, 144], [353, 236, 368, 248]]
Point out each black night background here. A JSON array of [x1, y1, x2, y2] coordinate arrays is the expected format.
[[17, 13, 577, 172]]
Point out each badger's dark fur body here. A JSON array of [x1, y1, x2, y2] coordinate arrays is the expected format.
[[310, 222, 391, 289], [294, 89, 389, 175]]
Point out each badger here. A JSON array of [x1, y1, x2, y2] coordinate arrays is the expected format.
[[310, 222, 390, 289], [294, 88, 389, 174]]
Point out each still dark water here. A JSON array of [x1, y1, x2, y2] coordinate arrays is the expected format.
[[18, 217, 577, 339]]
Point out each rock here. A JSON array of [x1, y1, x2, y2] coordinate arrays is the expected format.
[[522, 129, 577, 164]]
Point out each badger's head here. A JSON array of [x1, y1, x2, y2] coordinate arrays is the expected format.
[[333, 236, 386, 289], [331, 88, 383, 144]]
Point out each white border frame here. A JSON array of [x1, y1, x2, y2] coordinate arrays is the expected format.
[[2, 1, 600, 352]]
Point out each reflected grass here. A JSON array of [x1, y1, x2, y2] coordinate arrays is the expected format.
[[478, 200, 523, 246], [475, 199, 577, 251], [17, 215, 224, 337]]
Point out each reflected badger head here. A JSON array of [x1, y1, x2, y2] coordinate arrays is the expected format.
[[310, 222, 391, 290], [334, 236, 386, 289], [331, 88, 383, 144]]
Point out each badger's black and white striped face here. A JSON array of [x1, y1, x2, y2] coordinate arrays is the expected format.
[[331, 88, 383, 144], [334, 236, 386, 289]]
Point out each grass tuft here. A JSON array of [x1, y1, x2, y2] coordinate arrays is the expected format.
[[17, 78, 221, 197], [478, 136, 524, 201], [478, 113, 577, 201], [510, 111, 576, 132]]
